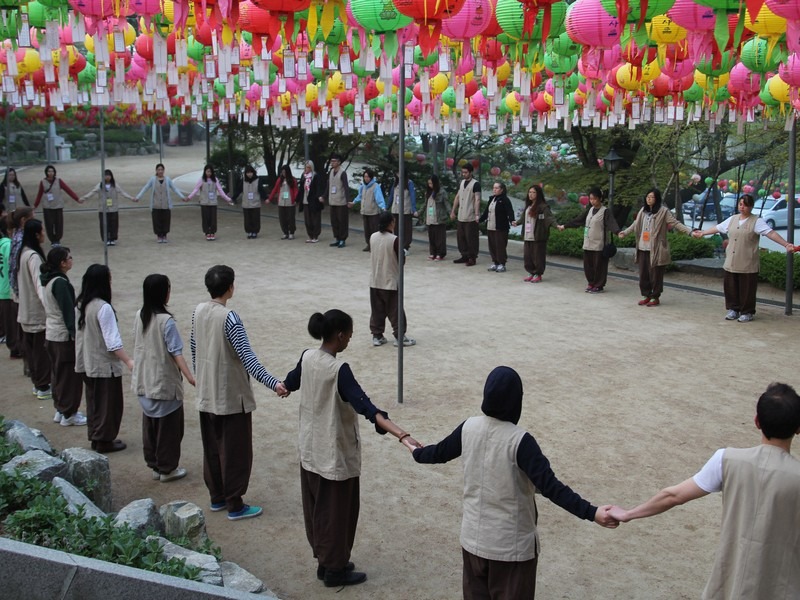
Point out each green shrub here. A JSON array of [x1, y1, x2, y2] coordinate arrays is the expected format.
[[553, 202, 585, 224], [0, 463, 204, 582], [545, 228, 585, 258], [759, 251, 800, 290], [665, 234, 715, 261]]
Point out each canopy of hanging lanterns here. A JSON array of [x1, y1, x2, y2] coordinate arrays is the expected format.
[[0, 0, 797, 132]]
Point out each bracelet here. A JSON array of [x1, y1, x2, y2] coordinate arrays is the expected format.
[[398, 433, 411, 443]]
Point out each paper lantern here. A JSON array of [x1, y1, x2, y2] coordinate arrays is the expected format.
[[566, 0, 621, 49], [668, 0, 714, 31], [727, 62, 761, 95], [497, 0, 566, 42], [746, 3, 787, 37], [551, 30, 581, 56], [740, 37, 782, 73], [778, 52, 800, 86], [767, 73, 790, 103], [351, 0, 413, 33], [490, 166, 501, 175], [393, 0, 468, 55], [647, 15, 686, 43], [442, 0, 492, 40]]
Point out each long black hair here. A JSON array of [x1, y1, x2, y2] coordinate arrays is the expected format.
[[643, 188, 662, 213], [527, 184, 545, 217], [279, 164, 296, 187], [243, 165, 257, 183], [77, 264, 112, 330], [103, 169, 116, 188], [428, 174, 441, 196], [40, 246, 70, 277], [15, 219, 46, 286], [201, 164, 217, 182], [140, 273, 172, 333]]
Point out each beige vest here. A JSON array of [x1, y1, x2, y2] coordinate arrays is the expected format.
[[391, 187, 412, 215], [460, 416, 539, 561], [523, 210, 536, 241], [132, 311, 184, 402], [75, 299, 123, 377], [360, 184, 380, 216], [457, 179, 477, 222], [277, 181, 294, 207], [328, 169, 347, 206], [4, 182, 21, 209], [41, 178, 64, 209], [703, 445, 800, 600], [152, 179, 170, 210], [241, 180, 261, 209], [193, 301, 255, 415], [582, 206, 607, 251], [370, 231, 398, 291], [297, 349, 361, 480], [43, 276, 71, 342], [199, 181, 218, 206], [723, 215, 760, 274], [17, 248, 46, 333], [487, 199, 498, 231], [98, 184, 120, 213]]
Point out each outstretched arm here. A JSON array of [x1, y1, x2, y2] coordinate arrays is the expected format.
[[609, 478, 709, 523]]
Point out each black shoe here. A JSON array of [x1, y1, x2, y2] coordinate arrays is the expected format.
[[317, 562, 355, 581], [329, 240, 340, 247], [323, 568, 366, 588], [453, 257, 467, 264], [362, 246, 370, 252]]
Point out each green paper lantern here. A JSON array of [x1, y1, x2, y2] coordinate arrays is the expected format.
[[0, 11, 19, 38], [740, 37, 783, 74], [414, 45, 438, 66], [715, 86, 730, 101], [550, 31, 581, 57], [599, 0, 675, 20], [683, 82, 704, 102], [187, 36, 209, 61], [442, 86, 457, 108], [77, 63, 96, 88], [350, 0, 412, 34], [759, 86, 780, 107], [695, 50, 736, 77], [544, 50, 577, 75], [496, 0, 567, 42]]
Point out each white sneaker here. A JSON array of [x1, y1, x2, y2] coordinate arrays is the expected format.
[[152, 469, 161, 480], [372, 336, 388, 347], [496, 265, 506, 273], [37, 388, 52, 401], [160, 467, 187, 482], [737, 313, 754, 323], [725, 310, 740, 321], [288, 234, 295, 240], [393, 336, 417, 347], [60, 412, 87, 427], [487, 264, 497, 271], [53, 410, 62, 423]]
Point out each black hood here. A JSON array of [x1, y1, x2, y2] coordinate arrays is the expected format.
[[40, 269, 67, 287], [481, 366, 523, 425]]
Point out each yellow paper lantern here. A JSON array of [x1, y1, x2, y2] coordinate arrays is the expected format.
[[326, 71, 345, 100], [745, 3, 786, 37], [52, 45, 79, 67], [279, 90, 292, 108], [440, 103, 451, 116], [647, 15, 686, 44], [430, 72, 449, 95], [305, 82, 319, 103], [495, 60, 511, 83], [616, 64, 644, 90], [374, 79, 397, 95], [767, 74, 790, 103], [505, 91, 520, 113], [85, 23, 136, 54], [694, 70, 729, 89], [17, 49, 41, 76], [160, 0, 197, 26]]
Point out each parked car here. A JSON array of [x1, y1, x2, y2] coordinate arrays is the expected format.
[[752, 198, 778, 216], [682, 189, 735, 221], [757, 196, 800, 229]]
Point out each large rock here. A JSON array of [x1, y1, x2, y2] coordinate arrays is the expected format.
[[160, 500, 209, 546], [4, 420, 54, 455], [51, 477, 105, 519], [115, 498, 164, 537], [219, 561, 265, 594], [2, 449, 66, 481], [612, 247, 636, 272], [60, 448, 113, 512], [147, 536, 222, 586]]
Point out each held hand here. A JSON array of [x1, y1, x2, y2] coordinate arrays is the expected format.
[[275, 381, 289, 397], [594, 505, 620, 528], [512, 221, 518, 227], [607, 505, 630, 523], [133, 197, 140, 203], [347, 202, 354, 208], [618, 232, 625, 239], [557, 225, 565, 231], [401, 436, 423, 451], [125, 359, 134, 371], [186, 375, 196, 387], [449, 211, 456, 220]]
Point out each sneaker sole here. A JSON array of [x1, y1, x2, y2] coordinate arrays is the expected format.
[[227, 508, 263, 521]]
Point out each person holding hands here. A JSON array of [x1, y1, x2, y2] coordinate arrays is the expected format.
[[618, 188, 693, 306], [284, 309, 420, 588], [608, 382, 800, 600], [479, 181, 515, 273], [693, 193, 795, 322], [451, 163, 481, 266], [135, 163, 186, 244], [514, 185, 562, 283], [186, 165, 233, 241], [413, 366, 618, 599], [33, 165, 83, 246], [267, 165, 299, 240], [80, 169, 135, 245]]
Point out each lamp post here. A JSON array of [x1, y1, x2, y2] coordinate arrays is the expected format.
[[603, 147, 623, 216]]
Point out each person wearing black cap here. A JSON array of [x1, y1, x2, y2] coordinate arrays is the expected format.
[[413, 366, 619, 599]]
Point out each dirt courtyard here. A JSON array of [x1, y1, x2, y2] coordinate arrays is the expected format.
[[2, 146, 799, 599]]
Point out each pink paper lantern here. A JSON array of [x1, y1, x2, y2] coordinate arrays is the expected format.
[[778, 52, 800, 86], [490, 166, 501, 176], [441, 0, 492, 40], [728, 63, 761, 95], [566, 0, 621, 49]]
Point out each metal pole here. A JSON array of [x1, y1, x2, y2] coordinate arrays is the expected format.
[[158, 121, 163, 163], [100, 110, 108, 266], [608, 171, 615, 217], [5, 104, 9, 170], [205, 117, 211, 165], [785, 114, 796, 315], [304, 131, 310, 163], [396, 46, 407, 405]]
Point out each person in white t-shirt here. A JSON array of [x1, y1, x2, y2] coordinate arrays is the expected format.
[[609, 382, 800, 600]]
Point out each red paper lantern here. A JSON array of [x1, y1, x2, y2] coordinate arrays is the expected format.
[[511, 174, 522, 184], [445, 157, 455, 167], [393, 0, 468, 55], [490, 166, 501, 176], [772, 190, 781, 199]]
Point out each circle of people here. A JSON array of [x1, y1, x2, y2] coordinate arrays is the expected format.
[[1, 161, 799, 598]]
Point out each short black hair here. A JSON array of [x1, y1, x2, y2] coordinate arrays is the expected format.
[[644, 188, 662, 213], [379, 211, 395, 232], [757, 383, 800, 440], [588, 186, 603, 201], [461, 163, 474, 173], [740, 193, 755, 208], [205, 265, 235, 299]]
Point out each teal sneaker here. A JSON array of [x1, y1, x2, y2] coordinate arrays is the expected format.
[[227, 504, 263, 521]]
